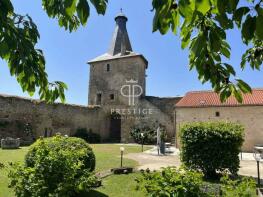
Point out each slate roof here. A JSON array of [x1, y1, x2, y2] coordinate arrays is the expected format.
[[108, 12, 132, 56], [88, 12, 148, 67], [176, 89, 263, 107]]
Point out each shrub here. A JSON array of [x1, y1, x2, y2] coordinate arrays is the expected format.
[[73, 128, 101, 143], [220, 174, 257, 196], [179, 122, 244, 179], [130, 126, 156, 144], [136, 167, 209, 196], [9, 135, 97, 197]]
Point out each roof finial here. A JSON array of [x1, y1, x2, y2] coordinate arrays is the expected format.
[[120, 8, 123, 13]]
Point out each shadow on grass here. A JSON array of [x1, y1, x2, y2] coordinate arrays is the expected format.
[[78, 190, 108, 197]]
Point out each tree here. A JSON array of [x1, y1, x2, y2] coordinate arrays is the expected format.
[[0, 0, 262, 103], [0, 0, 107, 103]]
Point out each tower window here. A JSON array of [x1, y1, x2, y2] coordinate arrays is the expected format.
[[106, 64, 110, 72], [215, 111, 220, 117], [110, 94, 114, 100], [96, 93, 102, 105]]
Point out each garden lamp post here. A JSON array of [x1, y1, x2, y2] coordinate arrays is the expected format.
[[254, 145, 262, 187], [120, 147, 125, 168], [256, 156, 261, 187], [140, 133, 144, 152]]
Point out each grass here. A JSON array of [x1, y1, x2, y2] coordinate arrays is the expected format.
[[90, 144, 150, 172], [0, 143, 151, 197], [90, 173, 146, 197]]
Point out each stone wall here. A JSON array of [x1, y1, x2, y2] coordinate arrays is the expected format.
[[0, 94, 106, 144], [146, 96, 182, 120], [88, 55, 147, 106], [175, 106, 263, 152]]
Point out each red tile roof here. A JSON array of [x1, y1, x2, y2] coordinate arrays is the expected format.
[[176, 88, 263, 107]]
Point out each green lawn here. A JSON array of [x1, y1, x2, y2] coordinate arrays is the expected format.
[[0, 144, 151, 197], [90, 173, 146, 197]]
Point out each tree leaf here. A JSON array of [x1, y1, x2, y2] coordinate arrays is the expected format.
[[228, 0, 239, 12], [209, 29, 221, 52], [190, 34, 205, 56], [224, 63, 236, 76], [65, 0, 77, 17], [233, 87, 243, 103], [241, 15, 256, 44], [221, 47, 230, 58], [233, 7, 250, 28], [195, 0, 211, 15], [215, 13, 233, 29], [255, 8, 263, 39], [77, 0, 90, 25], [236, 79, 252, 93], [171, 9, 180, 34], [90, 0, 107, 15], [179, 0, 195, 19]]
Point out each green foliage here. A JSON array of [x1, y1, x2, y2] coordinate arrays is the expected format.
[[9, 135, 97, 197], [73, 128, 101, 143], [130, 126, 157, 144], [0, 0, 107, 103], [151, 0, 263, 103], [136, 167, 257, 197], [179, 122, 244, 178], [42, 0, 107, 32], [136, 167, 209, 197], [220, 174, 257, 197], [0, 1, 67, 103]]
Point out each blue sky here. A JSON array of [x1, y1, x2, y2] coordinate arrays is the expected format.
[[0, 0, 262, 105]]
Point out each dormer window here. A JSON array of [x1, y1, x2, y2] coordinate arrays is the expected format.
[[106, 64, 110, 72]]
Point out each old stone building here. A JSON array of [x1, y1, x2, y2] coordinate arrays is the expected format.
[[175, 89, 263, 152], [0, 13, 262, 151]]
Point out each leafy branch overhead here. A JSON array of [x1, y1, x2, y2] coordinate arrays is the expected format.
[[152, 0, 263, 102], [0, 0, 262, 103], [0, 0, 107, 103]]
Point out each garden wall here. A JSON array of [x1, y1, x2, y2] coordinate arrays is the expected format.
[[0, 94, 107, 144]]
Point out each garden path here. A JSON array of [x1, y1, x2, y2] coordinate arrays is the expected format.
[[125, 147, 263, 182]]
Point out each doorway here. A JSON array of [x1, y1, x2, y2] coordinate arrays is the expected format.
[[110, 113, 121, 142]]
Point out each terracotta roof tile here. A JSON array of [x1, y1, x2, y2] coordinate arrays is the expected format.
[[176, 88, 263, 107]]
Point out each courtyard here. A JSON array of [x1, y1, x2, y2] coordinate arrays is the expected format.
[[1, 143, 262, 197]]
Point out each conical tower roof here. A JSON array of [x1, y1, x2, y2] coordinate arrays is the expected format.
[[108, 12, 132, 56], [88, 11, 148, 67]]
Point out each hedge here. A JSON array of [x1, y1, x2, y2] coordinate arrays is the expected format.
[[179, 121, 244, 179]]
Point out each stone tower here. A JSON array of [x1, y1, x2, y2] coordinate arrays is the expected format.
[[88, 12, 148, 106]]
